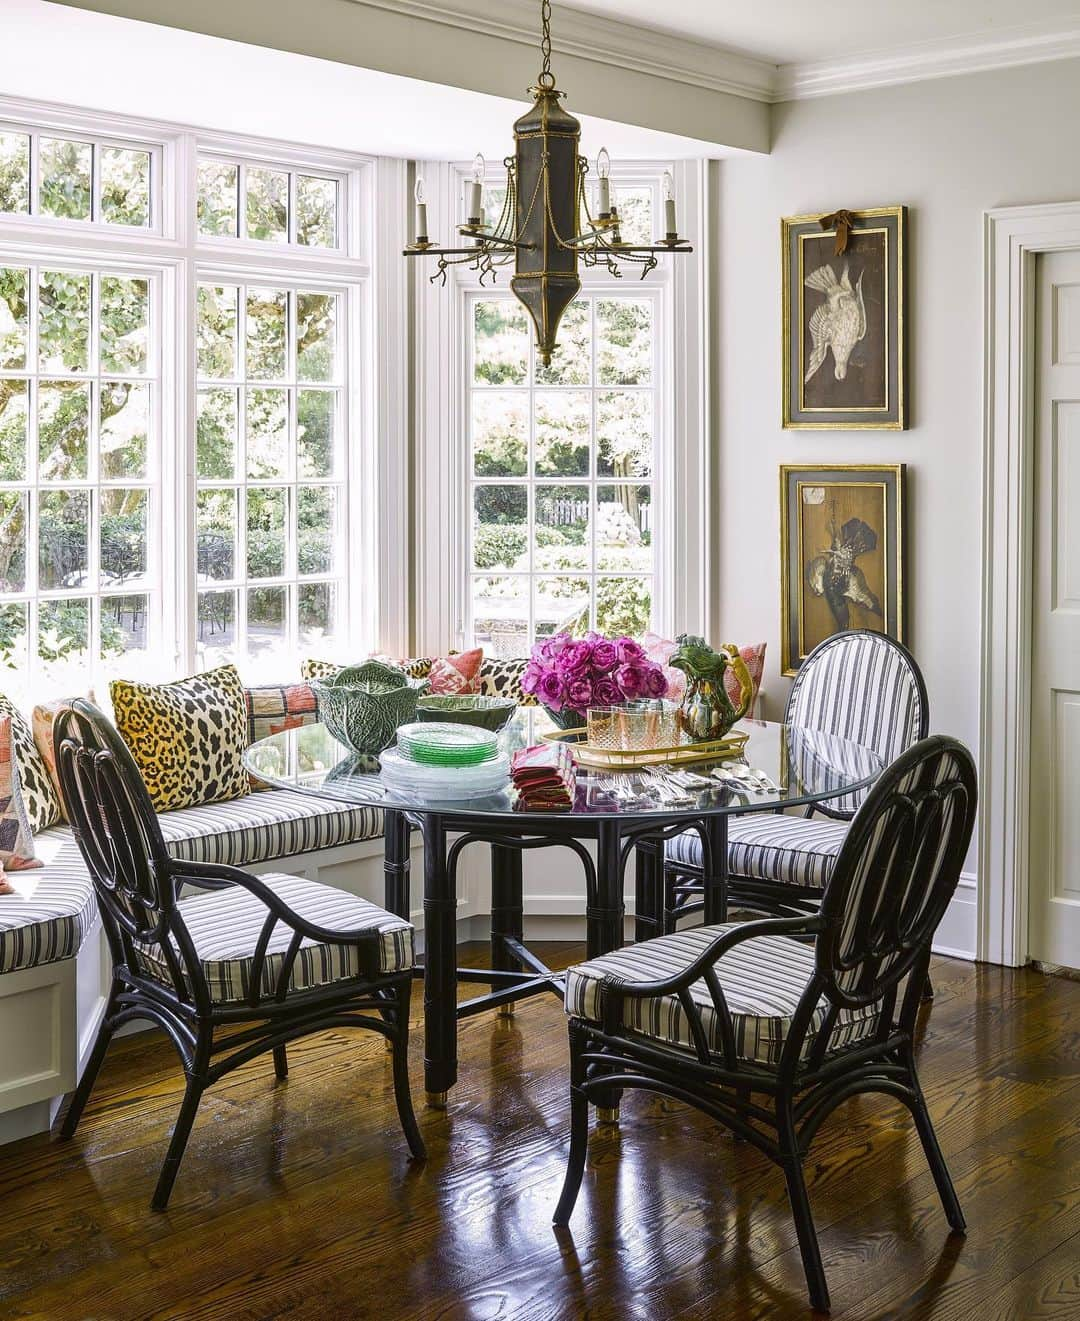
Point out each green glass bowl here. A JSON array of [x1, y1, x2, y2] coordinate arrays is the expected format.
[[415, 694, 517, 732]]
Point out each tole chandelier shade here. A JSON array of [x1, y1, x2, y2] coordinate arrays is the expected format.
[[403, 0, 692, 365]]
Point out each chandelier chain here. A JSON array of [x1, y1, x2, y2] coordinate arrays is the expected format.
[[539, 0, 554, 87]]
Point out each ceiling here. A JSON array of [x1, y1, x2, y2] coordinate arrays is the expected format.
[[560, 0, 1080, 67]]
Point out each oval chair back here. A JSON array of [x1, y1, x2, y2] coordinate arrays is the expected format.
[[53, 698, 204, 1011], [814, 734, 976, 1018], [785, 630, 929, 818]]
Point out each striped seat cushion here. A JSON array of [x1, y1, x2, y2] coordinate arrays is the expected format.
[[133, 874, 413, 1003], [564, 923, 880, 1066], [0, 827, 97, 974], [667, 815, 850, 891], [157, 790, 383, 867]]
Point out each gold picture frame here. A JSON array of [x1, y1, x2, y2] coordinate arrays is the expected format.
[[780, 463, 905, 675], [782, 207, 907, 429]]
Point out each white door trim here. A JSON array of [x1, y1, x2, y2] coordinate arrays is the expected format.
[[980, 200, 1080, 966]]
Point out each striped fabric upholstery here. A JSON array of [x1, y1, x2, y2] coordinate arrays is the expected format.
[[157, 790, 382, 867], [564, 923, 880, 1066], [786, 633, 924, 814], [667, 815, 850, 890], [0, 827, 97, 974], [132, 874, 414, 1003]]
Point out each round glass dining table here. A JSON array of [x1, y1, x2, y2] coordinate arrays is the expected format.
[[244, 717, 883, 1106]]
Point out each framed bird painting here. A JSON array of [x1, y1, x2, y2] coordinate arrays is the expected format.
[[780, 463, 905, 675], [782, 206, 907, 428]]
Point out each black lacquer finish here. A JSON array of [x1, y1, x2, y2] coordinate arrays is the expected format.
[[553, 735, 978, 1313], [53, 700, 425, 1210], [247, 718, 882, 1103]]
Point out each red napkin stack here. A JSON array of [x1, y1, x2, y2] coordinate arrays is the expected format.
[[510, 741, 577, 811]]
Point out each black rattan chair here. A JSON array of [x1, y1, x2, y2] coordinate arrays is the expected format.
[[658, 630, 930, 932], [54, 699, 425, 1210], [555, 734, 976, 1313]]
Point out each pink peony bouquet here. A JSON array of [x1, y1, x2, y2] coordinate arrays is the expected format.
[[520, 631, 670, 726]]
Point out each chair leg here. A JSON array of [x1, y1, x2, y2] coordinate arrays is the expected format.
[[390, 979, 426, 1160], [910, 1089, 965, 1232], [58, 993, 118, 1140], [921, 973, 935, 1003], [778, 1103, 830, 1313], [553, 1027, 590, 1226], [151, 1075, 205, 1212], [273, 1044, 289, 1080]]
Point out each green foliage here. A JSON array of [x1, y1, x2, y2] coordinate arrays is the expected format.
[[39, 139, 91, 220], [596, 576, 652, 637], [0, 133, 29, 214]]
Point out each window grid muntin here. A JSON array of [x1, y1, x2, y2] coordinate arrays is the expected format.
[[467, 290, 656, 650], [196, 151, 344, 251], [0, 255, 160, 693], [0, 120, 159, 232], [194, 272, 348, 666]]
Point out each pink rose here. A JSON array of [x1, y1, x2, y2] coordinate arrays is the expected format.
[[616, 638, 645, 665], [558, 639, 594, 675], [566, 676, 593, 710], [520, 662, 543, 696], [538, 633, 571, 664], [537, 670, 566, 710], [645, 665, 668, 698], [591, 640, 618, 672], [593, 676, 622, 706], [616, 662, 648, 698]]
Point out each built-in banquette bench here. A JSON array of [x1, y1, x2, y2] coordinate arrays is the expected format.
[[0, 656, 532, 1145]]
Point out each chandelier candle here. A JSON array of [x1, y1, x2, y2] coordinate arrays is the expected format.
[[402, 0, 692, 364]]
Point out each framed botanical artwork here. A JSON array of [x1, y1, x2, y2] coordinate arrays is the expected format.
[[782, 206, 907, 429], [780, 463, 905, 675]]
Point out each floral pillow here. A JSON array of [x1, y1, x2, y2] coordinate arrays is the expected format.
[[244, 683, 319, 745], [428, 648, 483, 695], [0, 715, 41, 872]]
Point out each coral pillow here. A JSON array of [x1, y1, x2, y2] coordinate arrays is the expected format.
[[0, 715, 41, 871], [428, 648, 483, 695]]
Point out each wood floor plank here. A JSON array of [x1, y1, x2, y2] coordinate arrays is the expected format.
[[1, 950, 1078, 1320]]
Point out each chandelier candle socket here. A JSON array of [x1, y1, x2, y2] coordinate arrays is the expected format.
[[403, 0, 692, 365]]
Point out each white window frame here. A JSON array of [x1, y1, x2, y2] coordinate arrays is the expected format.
[[0, 93, 406, 699], [412, 157, 709, 656]]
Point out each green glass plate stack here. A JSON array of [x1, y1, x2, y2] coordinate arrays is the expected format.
[[396, 721, 499, 767]]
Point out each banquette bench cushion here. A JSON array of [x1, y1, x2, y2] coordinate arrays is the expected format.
[[0, 790, 384, 977]]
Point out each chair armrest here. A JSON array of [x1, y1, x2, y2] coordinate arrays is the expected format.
[[168, 858, 391, 947], [599, 915, 825, 1002]]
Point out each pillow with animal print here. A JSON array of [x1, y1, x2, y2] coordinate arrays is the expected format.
[[110, 664, 250, 813], [0, 693, 62, 833], [479, 657, 535, 707]]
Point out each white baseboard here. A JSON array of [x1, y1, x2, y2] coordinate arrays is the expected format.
[[932, 873, 978, 961]]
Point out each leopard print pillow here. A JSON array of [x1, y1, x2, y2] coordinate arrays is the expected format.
[[110, 663, 250, 813], [302, 656, 434, 682], [479, 657, 535, 706], [0, 694, 62, 833]]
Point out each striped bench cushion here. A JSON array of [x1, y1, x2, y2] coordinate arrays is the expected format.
[[0, 827, 97, 974], [157, 790, 383, 867], [132, 874, 413, 1003], [564, 923, 880, 1067], [667, 815, 850, 891]]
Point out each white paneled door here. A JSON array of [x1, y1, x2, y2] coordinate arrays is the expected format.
[[1031, 251, 1080, 969]]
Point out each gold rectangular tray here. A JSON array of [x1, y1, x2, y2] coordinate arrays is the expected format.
[[541, 726, 749, 771]]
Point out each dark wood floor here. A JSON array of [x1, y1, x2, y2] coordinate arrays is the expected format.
[[2, 948, 1079, 1320]]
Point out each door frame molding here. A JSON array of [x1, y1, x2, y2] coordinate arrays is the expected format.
[[980, 201, 1080, 965]]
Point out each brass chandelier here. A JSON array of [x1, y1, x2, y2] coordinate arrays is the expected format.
[[403, 0, 693, 365]]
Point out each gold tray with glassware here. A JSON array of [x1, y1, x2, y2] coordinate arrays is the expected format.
[[540, 726, 749, 771]]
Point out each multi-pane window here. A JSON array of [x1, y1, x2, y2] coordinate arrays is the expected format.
[[194, 278, 345, 674], [197, 155, 340, 248], [0, 126, 153, 228], [0, 260, 156, 703], [468, 294, 655, 656]]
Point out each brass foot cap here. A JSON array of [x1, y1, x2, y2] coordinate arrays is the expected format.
[[384, 1038, 396, 1053], [496, 1004, 516, 1019], [426, 1090, 449, 1110], [596, 1106, 620, 1126]]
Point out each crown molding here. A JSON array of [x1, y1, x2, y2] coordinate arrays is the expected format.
[[776, 18, 1080, 101], [348, 0, 779, 102]]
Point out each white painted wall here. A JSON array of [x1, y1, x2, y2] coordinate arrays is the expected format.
[[711, 58, 1080, 922]]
